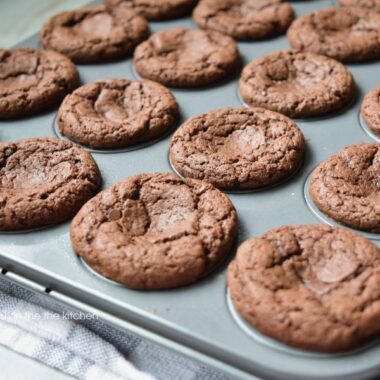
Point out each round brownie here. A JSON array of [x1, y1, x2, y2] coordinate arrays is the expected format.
[[105, 0, 198, 20], [193, 0, 294, 40], [228, 224, 380, 352], [71, 173, 238, 289], [57, 79, 179, 149], [0, 48, 78, 119], [134, 28, 239, 87], [170, 107, 305, 189], [40, 5, 149, 64], [287, 7, 380, 62], [310, 143, 380, 233], [0, 137, 100, 231], [361, 86, 380, 137], [239, 50, 354, 118]]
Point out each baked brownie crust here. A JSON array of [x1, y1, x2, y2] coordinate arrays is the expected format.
[[71, 173, 238, 289], [361, 86, 380, 137], [228, 225, 380, 352], [41, 5, 149, 63], [134, 28, 239, 87], [310, 143, 380, 233], [58, 79, 179, 148], [193, 0, 294, 40], [338, 0, 380, 10], [170, 107, 305, 189], [106, 0, 198, 20], [239, 50, 354, 118], [287, 7, 380, 62], [0, 48, 79, 119], [0, 137, 100, 231]]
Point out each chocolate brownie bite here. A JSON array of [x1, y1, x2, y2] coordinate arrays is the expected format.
[[228, 224, 380, 352], [40, 5, 149, 64], [134, 28, 239, 87], [239, 50, 354, 118], [71, 173, 237, 289], [361, 86, 380, 137], [105, 0, 198, 20], [193, 0, 294, 40], [0, 48, 79, 119], [338, 0, 380, 10], [0, 137, 100, 231], [310, 143, 380, 233], [287, 7, 380, 62], [170, 107, 305, 190], [57, 79, 179, 149]]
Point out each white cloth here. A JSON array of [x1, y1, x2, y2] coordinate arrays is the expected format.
[[0, 289, 154, 380], [0, 277, 229, 380]]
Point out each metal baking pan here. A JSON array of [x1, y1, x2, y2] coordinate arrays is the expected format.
[[1, 0, 380, 379]]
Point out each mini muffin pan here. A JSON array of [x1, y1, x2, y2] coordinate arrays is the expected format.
[[359, 113, 380, 144], [1, 1, 380, 379]]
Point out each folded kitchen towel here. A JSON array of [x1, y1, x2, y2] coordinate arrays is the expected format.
[[0, 277, 230, 380]]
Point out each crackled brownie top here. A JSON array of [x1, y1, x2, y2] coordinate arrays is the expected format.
[[239, 50, 354, 118], [0, 48, 79, 119], [170, 107, 305, 189], [287, 7, 380, 62], [0, 137, 100, 231], [106, 0, 198, 20], [228, 224, 380, 352], [310, 143, 380, 233], [338, 0, 380, 10], [361, 86, 380, 137], [57, 79, 179, 149], [134, 28, 239, 87], [71, 173, 238, 289], [193, 0, 294, 40], [40, 5, 149, 63]]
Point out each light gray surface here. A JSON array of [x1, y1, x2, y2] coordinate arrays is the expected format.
[[1, 0, 380, 379], [0, 0, 90, 48]]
